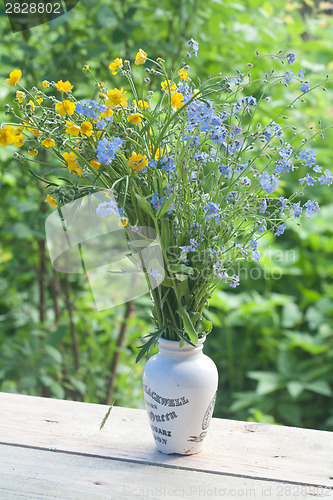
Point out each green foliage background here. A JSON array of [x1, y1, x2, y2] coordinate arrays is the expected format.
[[0, 0, 332, 429]]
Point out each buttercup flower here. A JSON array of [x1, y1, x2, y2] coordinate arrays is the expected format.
[[0, 126, 15, 146], [106, 88, 128, 108], [65, 121, 80, 136], [127, 113, 143, 125], [178, 68, 188, 80], [80, 121, 93, 137], [109, 58, 123, 75], [28, 149, 38, 157], [42, 138, 56, 148], [133, 99, 149, 109], [5, 69, 22, 86], [161, 80, 177, 93], [62, 151, 82, 176], [135, 49, 147, 65], [90, 159, 100, 170], [171, 92, 184, 111], [45, 194, 57, 207], [56, 80, 73, 92], [42, 80, 49, 88], [16, 91, 25, 103], [55, 100, 76, 116], [128, 152, 148, 171]]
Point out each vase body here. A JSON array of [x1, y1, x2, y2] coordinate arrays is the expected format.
[[142, 336, 218, 455]]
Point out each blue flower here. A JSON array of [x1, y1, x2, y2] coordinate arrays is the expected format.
[[299, 149, 316, 166], [259, 171, 280, 193], [318, 169, 333, 186], [243, 96, 257, 106], [230, 275, 240, 288], [96, 200, 120, 218], [204, 202, 221, 223], [150, 269, 163, 282], [299, 79, 310, 92], [96, 137, 122, 165], [249, 239, 258, 251], [274, 223, 286, 236], [298, 69, 305, 78], [313, 165, 322, 173], [293, 202, 302, 218], [241, 176, 251, 187], [286, 52, 296, 65], [299, 173, 316, 186], [187, 38, 199, 57], [304, 200, 320, 218], [259, 199, 267, 214], [275, 158, 291, 174], [251, 250, 262, 261], [219, 163, 230, 177], [76, 99, 107, 120], [150, 193, 164, 210], [279, 144, 293, 159], [284, 70, 293, 83]]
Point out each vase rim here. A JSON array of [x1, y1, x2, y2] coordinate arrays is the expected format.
[[158, 335, 206, 352]]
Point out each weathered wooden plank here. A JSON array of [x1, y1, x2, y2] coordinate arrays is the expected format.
[[1, 444, 332, 500], [0, 392, 332, 487]]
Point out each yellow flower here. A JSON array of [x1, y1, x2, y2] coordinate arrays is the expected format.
[[27, 100, 35, 112], [118, 217, 128, 227], [109, 58, 123, 75], [133, 99, 149, 110], [16, 91, 25, 103], [65, 121, 80, 136], [11, 130, 25, 147], [0, 126, 14, 146], [178, 68, 188, 80], [28, 149, 38, 157], [161, 80, 177, 93], [80, 121, 93, 137], [128, 152, 148, 171], [134, 49, 147, 65], [82, 65, 90, 73], [62, 151, 82, 176], [31, 129, 40, 137], [99, 107, 113, 120], [42, 80, 49, 88], [5, 69, 22, 86], [42, 138, 56, 148], [127, 113, 143, 125], [106, 88, 128, 108], [56, 80, 73, 92], [35, 93, 43, 105], [171, 92, 184, 111], [90, 159, 100, 170], [55, 100, 76, 116], [45, 194, 57, 207]]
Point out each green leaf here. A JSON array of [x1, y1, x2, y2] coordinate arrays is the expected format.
[[169, 264, 194, 276], [287, 381, 304, 399], [197, 319, 213, 335], [305, 380, 332, 397], [136, 324, 169, 363], [156, 195, 175, 218], [176, 307, 198, 344], [134, 193, 154, 218]]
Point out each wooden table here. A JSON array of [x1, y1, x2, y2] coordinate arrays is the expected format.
[[0, 392, 332, 499]]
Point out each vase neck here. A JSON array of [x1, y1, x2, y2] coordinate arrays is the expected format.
[[157, 337, 205, 357]]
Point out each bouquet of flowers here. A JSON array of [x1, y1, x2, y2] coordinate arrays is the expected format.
[[1, 40, 332, 361]]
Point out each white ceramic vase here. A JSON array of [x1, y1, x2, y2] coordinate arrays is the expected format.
[[142, 336, 218, 455]]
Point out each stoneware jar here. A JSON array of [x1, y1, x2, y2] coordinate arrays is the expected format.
[[142, 336, 218, 455]]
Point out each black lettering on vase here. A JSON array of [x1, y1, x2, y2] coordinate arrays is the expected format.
[[143, 384, 189, 407], [188, 431, 207, 443]]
